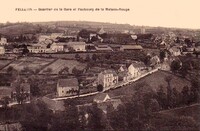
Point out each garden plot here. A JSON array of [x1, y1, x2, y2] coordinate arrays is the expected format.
[[1, 57, 55, 73], [39, 59, 87, 74]]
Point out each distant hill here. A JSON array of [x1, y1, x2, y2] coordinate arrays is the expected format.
[[0, 21, 199, 38]]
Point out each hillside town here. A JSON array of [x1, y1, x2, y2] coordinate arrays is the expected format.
[[0, 21, 200, 131]]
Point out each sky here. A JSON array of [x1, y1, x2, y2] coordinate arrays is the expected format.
[[0, 0, 200, 29]]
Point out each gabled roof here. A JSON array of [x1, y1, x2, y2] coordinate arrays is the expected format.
[[120, 45, 143, 50], [41, 96, 65, 111], [101, 69, 118, 76], [94, 93, 110, 102], [58, 78, 78, 87], [67, 42, 86, 45], [95, 45, 113, 51], [0, 87, 12, 99], [129, 62, 146, 68]]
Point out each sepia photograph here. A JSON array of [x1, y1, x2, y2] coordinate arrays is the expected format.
[[0, 0, 200, 131]]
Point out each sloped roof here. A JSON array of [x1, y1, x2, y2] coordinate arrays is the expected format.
[[0, 87, 12, 99], [121, 45, 143, 50], [101, 69, 118, 76], [94, 93, 110, 102], [67, 42, 86, 45], [95, 45, 113, 51], [130, 62, 146, 68], [58, 78, 78, 87], [41, 96, 65, 111]]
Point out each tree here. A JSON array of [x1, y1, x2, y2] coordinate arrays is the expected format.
[[170, 60, 181, 73], [22, 45, 29, 55], [97, 84, 103, 92], [0, 96, 10, 108], [92, 54, 97, 61], [181, 86, 190, 105], [50, 105, 81, 131], [85, 54, 91, 62], [72, 67, 82, 76], [87, 103, 106, 130], [75, 54, 81, 60], [159, 50, 166, 62], [108, 104, 128, 131], [156, 85, 168, 109], [165, 76, 173, 108]]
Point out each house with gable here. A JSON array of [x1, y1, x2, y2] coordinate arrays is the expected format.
[[98, 69, 118, 90], [128, 61, 146, 78], [93, 93, 122, 113], [66, 42, 86, 52], [50, 42, 64, 52], [117, 65, 132, 82], [0, 37, 8, 46], [169, 46, 181, 56], [93, 93, 110, 103], [57, 78, 79, 97], [0, 46, 5, 55]]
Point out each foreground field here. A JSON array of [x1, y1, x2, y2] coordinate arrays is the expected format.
[[106, 70, 191, 97], [0, 59, 13, 69]]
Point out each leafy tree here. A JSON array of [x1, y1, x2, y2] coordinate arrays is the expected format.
[[156, 85, 168, 109], [92, 54, 97, 61], [72, 67, 82, 76], [181, 86, 190, 105], [165, 76, 173, 108], [170, 60, 181, 73], [75, 54, 81, 60], [50, 105, 80, 131], [87, 103, 106, 131], [85, 54, 91, 62], [97, 84, 103, 92], [22, 45, 29, 55], [159, 50, 166, 62], [108, 104, 128, 131], [0, 96, 10, 108]]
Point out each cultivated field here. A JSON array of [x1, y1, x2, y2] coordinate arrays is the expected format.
[[39, 59, 87, 74], [0, 59, 13, 69], [0, 57, 55, 73]]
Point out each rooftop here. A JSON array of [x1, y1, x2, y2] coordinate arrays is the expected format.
[[58, 78, 79, 87]]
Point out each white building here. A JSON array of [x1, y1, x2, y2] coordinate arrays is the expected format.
[[50, 43, 64, 52], [0, 46, 5, 54], [128, 62, 146, 78], [57, 78, 79, 97], [0, 38, 8, 46], [98, 69, 118, 90], [27, 44, 51, 53], [67, 42, 86, 52]]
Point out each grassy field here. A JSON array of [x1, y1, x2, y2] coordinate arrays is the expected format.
[[158, 103, 200, 122], [39, 59, 87, 74], [0, 57, 55, 73], [106, 70, 191, 98], [0, 59, 13, 69], [32, 53, 99, 60]]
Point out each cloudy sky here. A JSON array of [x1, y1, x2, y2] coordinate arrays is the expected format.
[[0, 0, 199, 29]]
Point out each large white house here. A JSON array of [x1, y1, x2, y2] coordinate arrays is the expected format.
[[57, 78, 79, 97], [0, 46, 5, 55], [66, 42, 86, 52], [28, 44, 51, 53], [0, 38, 8, 46], [50, 43, 64, 52], [128, 62, 146, 78], [98, 69, 118, 90]]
